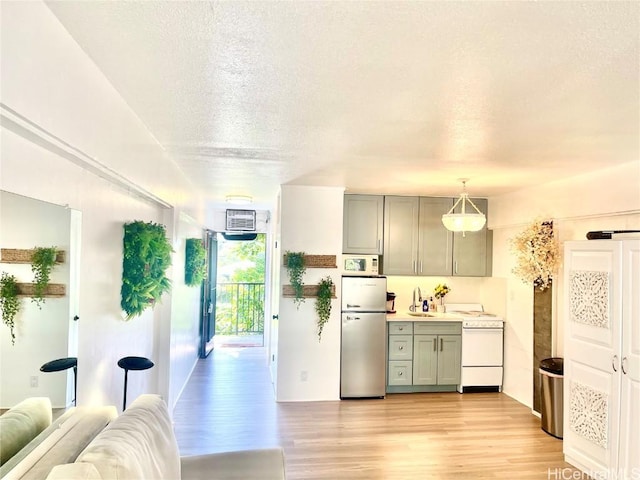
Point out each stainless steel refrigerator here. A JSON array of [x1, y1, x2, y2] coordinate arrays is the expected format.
[[340, 276, 387, 398]]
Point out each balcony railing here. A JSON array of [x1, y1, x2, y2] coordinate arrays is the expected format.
[[215, 282, 265, 336]]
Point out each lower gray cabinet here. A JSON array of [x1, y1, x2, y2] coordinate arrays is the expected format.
[[387, 321, 461, 393]]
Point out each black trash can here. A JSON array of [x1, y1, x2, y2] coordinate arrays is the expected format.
[[539, 357, 563, 438]]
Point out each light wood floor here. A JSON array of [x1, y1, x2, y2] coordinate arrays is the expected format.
[[173, 347, 581, 479]]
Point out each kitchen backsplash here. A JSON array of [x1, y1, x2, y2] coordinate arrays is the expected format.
[[386, 275, 507, 317]]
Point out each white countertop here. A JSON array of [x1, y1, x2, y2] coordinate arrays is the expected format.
[[387, 312, 464, 322]]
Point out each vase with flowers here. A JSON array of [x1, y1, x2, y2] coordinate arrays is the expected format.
[[433, 283, 450, 310]]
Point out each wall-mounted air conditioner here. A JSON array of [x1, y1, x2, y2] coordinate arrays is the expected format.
[[226, 209, 257, 231]]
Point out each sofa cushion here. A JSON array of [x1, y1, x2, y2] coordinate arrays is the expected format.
[[0, 398, 52, 465], [45, 463, 101, 480], [180, 449, 286, 480], [75, 395, 180, 480], [2, 406, 117, 480]]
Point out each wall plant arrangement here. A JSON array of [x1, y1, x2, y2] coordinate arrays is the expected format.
[[31, 246, 58, 308], [510, 219, 559, 291], [315, 276, 333, 341], [284, 251, 306, 308], [121, 221, 172, 320], [0, 272, 20, 344], [185, 238, 206, 286]]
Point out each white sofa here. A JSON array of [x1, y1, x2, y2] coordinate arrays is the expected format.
[[2, 395, 286, 480]]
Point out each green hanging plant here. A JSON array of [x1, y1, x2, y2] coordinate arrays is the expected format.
[[121, 221, 173, 320], [31, 246, 58, 308], [315, 276, 334, 341], [1, 272, 21, 345], [284, 251, 306, 308], [185, 238, 207, 286]]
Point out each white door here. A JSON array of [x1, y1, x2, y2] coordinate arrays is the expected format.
[[563, 241, 622, 474], [618, 240, 640, 479]]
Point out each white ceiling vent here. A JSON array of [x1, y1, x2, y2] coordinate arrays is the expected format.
[[226, 209, 257, 231]]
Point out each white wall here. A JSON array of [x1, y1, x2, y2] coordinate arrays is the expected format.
[[276, 185, 344, 401], [0, 192, 73, 408], [0, 1, 202, 411], [489, 162, 640, 408]]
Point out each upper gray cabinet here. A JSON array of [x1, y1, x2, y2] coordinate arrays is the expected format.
[[382, 196, 491, 277], [382, 196, 419, 274], [418, 197, 454, 276], [343, 195, 384, 254], [452, 198, 492, 277]]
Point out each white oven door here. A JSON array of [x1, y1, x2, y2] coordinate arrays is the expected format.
[[461, 328, 503, 366]]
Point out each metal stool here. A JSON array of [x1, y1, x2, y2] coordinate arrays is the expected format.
[[117, 356, 154, 411], [40, 357, 77, 406]]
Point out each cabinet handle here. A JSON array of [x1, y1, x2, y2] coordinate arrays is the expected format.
[[433, 338, 437, 351], [622, 357, 628, 375], [413, 260, 417, 274], [419, 260, 423, 273], [612, 355, 619, 372], [398, 371, 403, 376], [440, 338, 443, 351], [398, 327, 404, 331], [454, 261, 458, 275], [399, 346, 404, 351]]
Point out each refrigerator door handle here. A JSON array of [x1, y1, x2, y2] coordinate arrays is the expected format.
[[346, 303, 361, 308]]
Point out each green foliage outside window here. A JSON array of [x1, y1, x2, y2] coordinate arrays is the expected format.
[[215, 234, 265, 336]]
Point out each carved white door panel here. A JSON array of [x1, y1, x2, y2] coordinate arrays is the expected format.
[[563, 241, 622, 474], [618, 241, 640, 480]]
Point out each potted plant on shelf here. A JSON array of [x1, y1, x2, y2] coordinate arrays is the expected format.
[[1, 272, 21, 344], [31, 246, 58, 308], [284, 251, 306, 308], [315, 276, 333, 341]]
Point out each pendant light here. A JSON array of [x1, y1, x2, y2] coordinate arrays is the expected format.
[[441, 180, 486, 233]]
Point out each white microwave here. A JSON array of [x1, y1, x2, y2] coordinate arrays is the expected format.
[[342, 254, 380, 276]]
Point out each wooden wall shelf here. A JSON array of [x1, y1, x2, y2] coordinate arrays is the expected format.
[[283, 284, 337, 298], [283, 254, 337, 268], [1, 248, 66, 264], [16, 283, 66, 297]]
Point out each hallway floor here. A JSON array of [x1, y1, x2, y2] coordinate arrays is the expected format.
[[173, 347, 580, 479]]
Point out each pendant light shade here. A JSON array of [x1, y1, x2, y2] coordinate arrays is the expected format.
[[442, 180, 486, 233]]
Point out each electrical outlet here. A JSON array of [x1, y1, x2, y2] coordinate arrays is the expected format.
[[30, 376, 38, 388], [300, 371, 308, 382]]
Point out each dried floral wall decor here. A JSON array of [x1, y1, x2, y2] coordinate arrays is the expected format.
[[185, 238, 207, 286], [121, 221, 172, 320], [511, 219, 559, 291]]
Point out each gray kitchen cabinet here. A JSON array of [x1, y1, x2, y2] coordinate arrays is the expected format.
[[343, 195, 384, 254], [388, 361, 413, 386], [387, 321, 461, 393], [412, 334, 438, 384], [435, 335, 462, 384], [382, 195, 490, 277], [418, 197, 454, 276], [452, 197, 491, 277], [382, 196, 419, 274]]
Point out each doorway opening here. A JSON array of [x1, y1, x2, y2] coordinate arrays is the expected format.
[[213, 232, 266, 349]]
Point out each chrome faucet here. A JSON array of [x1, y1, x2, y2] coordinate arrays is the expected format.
[[409, 286, 422, 312]]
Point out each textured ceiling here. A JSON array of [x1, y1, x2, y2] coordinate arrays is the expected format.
[[45, 1, 639, 210]]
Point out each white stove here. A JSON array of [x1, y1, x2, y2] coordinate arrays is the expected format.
[[444, 303, 504, 393]]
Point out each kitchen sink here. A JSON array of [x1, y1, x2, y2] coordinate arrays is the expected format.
[[407, 311, 436, 317]]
